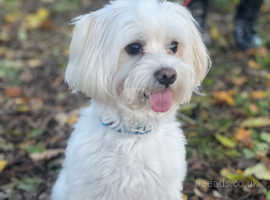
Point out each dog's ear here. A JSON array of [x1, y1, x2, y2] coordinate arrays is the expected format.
[[188, 20, 211, 87], [168, 3, 211, 87], [65, 13, 113, 100]]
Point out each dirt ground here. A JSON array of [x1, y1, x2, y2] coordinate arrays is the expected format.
[[0, 0, 270, 200]]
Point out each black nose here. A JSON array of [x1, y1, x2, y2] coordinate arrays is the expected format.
[[154, 67, 177, 87]]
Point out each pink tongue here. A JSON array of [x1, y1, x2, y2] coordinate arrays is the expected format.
[[150, 90, 173, 113]]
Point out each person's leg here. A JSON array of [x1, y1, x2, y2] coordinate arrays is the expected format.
[[186, 0, 209, 30], [186, 0, 211, 45], [234, 0, 264, 50]]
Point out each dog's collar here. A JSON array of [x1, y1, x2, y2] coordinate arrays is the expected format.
[[101, 120, 151, 135]]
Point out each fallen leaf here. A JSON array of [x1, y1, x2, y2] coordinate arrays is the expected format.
[[182, 194, 188, 200], [27, 59, 42, 68], [0, 160, 8, 173], [212, 91, 235, 106], [4, 11, 18, 23], [252, 91, 267, 100], [4, 86, 23, 98], [248, 60, 260, 70], [30, 149, 65, 161], [30, 98, 43, 111], [257, 47, 268, 58], [241, 118, 270, 128], [267, 81, 270, 88], [25, 8, 50, 29], [260, 133, 270, 144], [41, 19, 53, 30], [215, 134, 236, 148], [249, 104, 258, 113], [235, 128, 253, 147], [67, 115, 78, 126], [233, 76, 246, 86], [244, 163, 270, 180], [16, 105, 30, 112]]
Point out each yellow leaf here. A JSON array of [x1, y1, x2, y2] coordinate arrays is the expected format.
[[210, 26, 219, 41], [248, 60, 260, 69], [4, 12, 18, 23], [251, 90, 267, 100], [37, 8, 50, 21], [26, 14, 41, 29], [212, 91, 235, 106], [215, 134, 236, 148], [182, 194, 188, 200], [25, 8, 50, 29], [27, 59, 42, 68], [0, 160, 8, 173], [67, 115, 78, 126]]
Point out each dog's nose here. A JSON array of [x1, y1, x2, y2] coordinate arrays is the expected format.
[[154, 67, 177, 87]]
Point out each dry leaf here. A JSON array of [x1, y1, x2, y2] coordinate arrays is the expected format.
[[4, 12, 18, 23], [249, 104, 258, 113], [30, 149, 65, 161], [0, 160, 8, 173], [251, 91, 267, 100], [27, 59, 42, 68], [4, 87, 23, 98], [41, 19, 53, 30], [67, 115, 78, 126], [25, 8, 50, 29], [235, 128, 253, 147], [248, 60, 260, 70], [182, 194, 188, 200], [266, 81, 270, 88], [233, 76, 246, 86], [257, 47, 268, 58], [212, 91, 235, 106]]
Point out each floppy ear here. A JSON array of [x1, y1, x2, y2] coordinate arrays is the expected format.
[[168, 2, 211, 87], [65, 13, 112, 100], [189, 20, 211, 87]]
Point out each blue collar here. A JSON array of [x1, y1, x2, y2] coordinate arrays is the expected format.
[[101, 121, 151, 135]]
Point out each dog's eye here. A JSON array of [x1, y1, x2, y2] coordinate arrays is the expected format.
[[125, 43, 143, 56], [170, 41, 178, 54]]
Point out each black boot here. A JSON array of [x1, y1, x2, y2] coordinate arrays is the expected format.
[[234, 0, 263, 50], [187, 0, 211, 45]]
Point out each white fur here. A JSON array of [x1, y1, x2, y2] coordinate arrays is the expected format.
[[52, 0, 210, 199]]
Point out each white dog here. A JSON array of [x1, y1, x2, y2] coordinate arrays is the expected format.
[[52, 0, 210, 199]]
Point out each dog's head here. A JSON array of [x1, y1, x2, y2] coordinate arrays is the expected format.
[[65, 0, 210, 114]]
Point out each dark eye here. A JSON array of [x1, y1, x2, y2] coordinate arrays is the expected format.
[[170, 41, 178, 54], [125, 43, 143, 55]]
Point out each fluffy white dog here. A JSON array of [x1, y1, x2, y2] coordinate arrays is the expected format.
[[52, 0, 210, 199]]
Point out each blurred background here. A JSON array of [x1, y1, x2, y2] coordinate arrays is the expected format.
[[0, 0, 269, 199]]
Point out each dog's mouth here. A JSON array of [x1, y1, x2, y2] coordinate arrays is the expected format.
[[144, 89, 173, 113]]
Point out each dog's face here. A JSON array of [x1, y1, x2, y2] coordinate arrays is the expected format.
[[65, 0, 210, 114]]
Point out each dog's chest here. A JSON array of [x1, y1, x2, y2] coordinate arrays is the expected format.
[[113, 130, 185, 184]]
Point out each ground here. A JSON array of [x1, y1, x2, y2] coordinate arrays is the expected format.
[[0, 0, 270, 200]]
